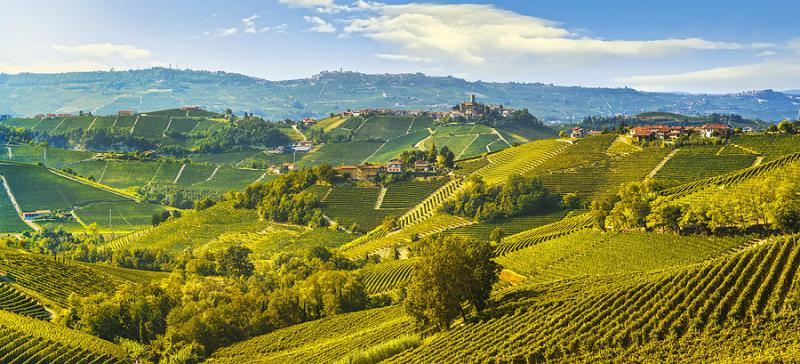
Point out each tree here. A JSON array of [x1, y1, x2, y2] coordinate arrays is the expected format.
[[404, 236, 500, 330], [426, 143, 438, 162], [38, 237, 60, 261], [559, 130, 567, 138], [217, 245, 255, 278], [489, 228, 505, 245]]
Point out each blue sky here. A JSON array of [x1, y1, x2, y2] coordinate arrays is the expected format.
[[0, 0, 798, 93]]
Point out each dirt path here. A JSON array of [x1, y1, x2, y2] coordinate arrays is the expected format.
[[413, 128, 435, 151], [204, 166, 220, 182], [406, 116, 416, 134], [7, 146, 12, 160], [87, 117, 97, 131], [129, 115, 140, 135], [173, 164, 186, 184], [457, 134, 481, 159], [491, 128, 511, 146], [164, 117, 173, 133], [646, 148, 680, 179], [98, 162, 109, 183], [51, 118, 66, 132], [292, 124, 307, 141], [374, 187, 387, 210], [1, 175, 42, 232]]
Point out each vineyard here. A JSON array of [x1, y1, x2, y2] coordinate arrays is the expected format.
[[361, 259, 416, 294], [0, 283, 49, 320], [105, 201, 268, 253], [0, 249, 123, 305], [208, 306, 414, 364], [538, 147, 670, 200], [322, 186, 398, 231], [494, 212, 594, 255], [660, 151, 800, 198], [497, 230, 754, 281], [732, 134, 800, 162], [448, 211, 568, 241], [0, 310, 127, 364], [341, 214, 472, 258], [654, 145, 757, 183], [0, 163, 129, 212], [476, 138, 570, 184], [387, 236, 800, 362], [379, 178, 450, 209]]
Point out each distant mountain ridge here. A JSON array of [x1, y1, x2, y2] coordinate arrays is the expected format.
[[1, 68, 799, 121]]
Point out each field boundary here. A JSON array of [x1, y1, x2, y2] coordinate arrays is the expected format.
[[646, 147, 679, 179], [48, 168, 139, 201], [0, 175, 40, 232]]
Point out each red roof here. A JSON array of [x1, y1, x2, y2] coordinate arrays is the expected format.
[[701, 124, 730, 129]]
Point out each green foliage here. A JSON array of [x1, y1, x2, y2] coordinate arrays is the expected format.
[[441, 174, 559, 222], [333, 333, 421, 364], [405, 235, 500, 330]]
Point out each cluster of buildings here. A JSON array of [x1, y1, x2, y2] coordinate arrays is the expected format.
[[444, 94, 515, 121], [569, 127, 603, 138], [334, 159, 434, 180], [628, 124, 732, 142], [269, 140, 315, 154]]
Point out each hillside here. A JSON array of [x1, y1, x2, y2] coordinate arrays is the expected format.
[[2, 68, 799, 121]]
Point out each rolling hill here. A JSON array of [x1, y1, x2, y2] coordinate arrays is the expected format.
[[2, 68, 799, 121]]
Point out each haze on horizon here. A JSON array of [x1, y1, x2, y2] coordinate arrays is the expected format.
[[1, 0, 798, 94]]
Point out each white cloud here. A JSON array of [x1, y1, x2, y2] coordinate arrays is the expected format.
[[50, 43, 151, 59], [375, 53, 435, 63], [756, 50, 778, 58], [343, 3, 745, 65], [242, 14, 260, 33], [205, 27, 239, 37], [617, 62, 800, 93], [304, 16, 336, 33], [261, 23, 289, 34], [279, 0, 355, 14]]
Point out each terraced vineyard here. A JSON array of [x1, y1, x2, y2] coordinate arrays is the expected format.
[[388, 236, 800, 363], [323, 186, 399, 231], [538, 147, 670, 200], [494, 212, 594, 255], [654, 145, 757, 183], [105, 201, 268, 253], [660, 151, 800, 198], [341, 214, 473, 258], [0, 310, 127, 364], [497, 230, 754, 281], [297, 140, 384, 167], [448, 211, 568, 241], [74, 201, 166, 231], [380, 178, 449, 209], [476, 139, 570, 184], [0, 283, 49, 320], [208, 306, 414, 364], [395, 179, 464, 228], [0, 249, 122, 305], [733, 134, 800, 162], [361, 258, 417, 294]]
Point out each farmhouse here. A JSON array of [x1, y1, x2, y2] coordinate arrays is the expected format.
[[699, 124, 733, 138], [387, 159, 404, 173], [414, 160, 434, 172], [118, 110, 135, 116], [292, 140, 314, 152], [335, 164, 385, 180], [22, 210, 53, 221], [180, 105, 200, 110]]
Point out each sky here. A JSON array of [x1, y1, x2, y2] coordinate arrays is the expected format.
[[0, 0, 798, 93]]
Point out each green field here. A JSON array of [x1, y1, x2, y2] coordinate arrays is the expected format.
[[654, 145, 757, 183], [353, 116, 415, 141], [0, 187, 28, 233], [322, 186, 398, 231], [0, 163, 129, 212], [74, 201, 166, 232], [297, 140, 384, 167]]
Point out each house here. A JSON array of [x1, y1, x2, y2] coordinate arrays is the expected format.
[[292, 140, 314, 152], [570, 127, 588, 138], [118, 110, 135, 116], [414, 160, 433, 172], [699, 124, 732, 138], [386, 159, 404, 173], [268, 146, 287, 154], [180, 105, 199, 110], [742, 127, 755, 133], [22, 210, 52, 221], [335, 164, 385, 180], [302, 118, 317, 126], [269, 163, 296, 175]]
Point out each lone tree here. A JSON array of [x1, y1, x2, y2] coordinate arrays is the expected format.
[[404, 235, 500, 331]]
